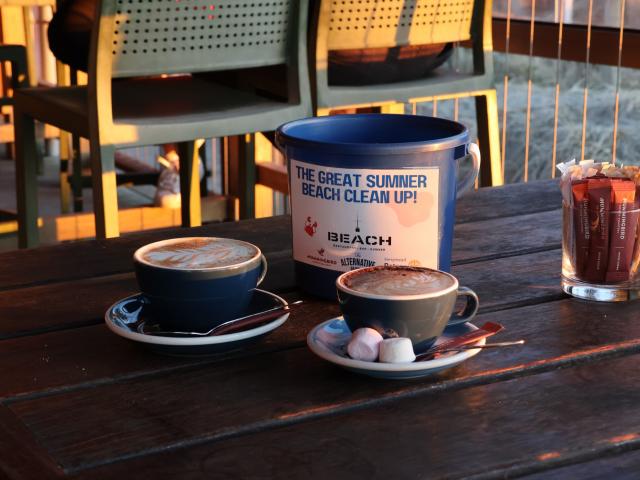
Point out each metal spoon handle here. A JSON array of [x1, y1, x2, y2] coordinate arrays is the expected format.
[[432, 340, 525, 354], [415, 321, 504, 361], [208, 300, 302, 335]]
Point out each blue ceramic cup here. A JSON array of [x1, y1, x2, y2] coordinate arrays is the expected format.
[[133, 237, 267, 332], [336, 266, 478, 352], [276, 114, 481, 299]]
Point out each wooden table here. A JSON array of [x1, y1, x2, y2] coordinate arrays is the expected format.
[[2, 180, 640, 479]]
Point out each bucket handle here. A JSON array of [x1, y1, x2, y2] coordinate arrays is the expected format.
[[456, 142, 481, 199]]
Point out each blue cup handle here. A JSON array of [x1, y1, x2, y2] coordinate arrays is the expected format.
[[449, 286, 479, 323], [456, 142, 481, 199], [257, 255, 268, 286]]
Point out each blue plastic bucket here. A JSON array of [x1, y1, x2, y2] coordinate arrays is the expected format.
[[276, 114, 480, 299]]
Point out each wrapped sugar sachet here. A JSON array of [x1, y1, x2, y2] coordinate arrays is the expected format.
[[559, 159, 640, 284]]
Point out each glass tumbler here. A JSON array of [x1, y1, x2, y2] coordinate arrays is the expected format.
[[562, 201, 640, 301]]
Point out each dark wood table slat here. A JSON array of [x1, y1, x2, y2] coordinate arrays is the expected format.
[[7, 298, 640, 471], [0, 216, 291, 292], [59, 355, 640, 479], [0, 405, 63, 480], [452, 210, 560, 265], [455, 179, 560, 225], [521, 448, 640, 480], [453, 248, 563, 313], [0, 274, 138, 340]]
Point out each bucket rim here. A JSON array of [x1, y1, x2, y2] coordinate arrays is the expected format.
[[276, 114, 469, 156]]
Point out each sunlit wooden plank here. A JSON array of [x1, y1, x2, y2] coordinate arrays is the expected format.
[[580, 0, 594, 162], [612, 0, 626, 165], [501, 0, 512, 179], [551, 0, 565, 178], [523, 0, 537, 183], [255, 132, 275, 219], [492, 20, 640, 69], [380, 103, 405, 114]]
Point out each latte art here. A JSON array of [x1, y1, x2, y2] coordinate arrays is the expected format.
[[343, 266, 455, 296], [141, 238, 258, 269]]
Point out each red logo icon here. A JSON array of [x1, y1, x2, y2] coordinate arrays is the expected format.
[[304, 216, 318, 237]]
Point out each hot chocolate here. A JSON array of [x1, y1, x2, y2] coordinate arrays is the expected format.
[[139, 237, 258, 270], [341, 266, 456, 296]]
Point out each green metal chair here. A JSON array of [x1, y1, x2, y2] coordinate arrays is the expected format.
[[14, 0, 312, 248], [311, 0, 502, 186], [0, 44, 28, 231], [0, 44, 29, 105]]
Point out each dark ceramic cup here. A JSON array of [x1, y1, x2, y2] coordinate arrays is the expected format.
[[336, 266, 478, 352], [134, 237, 267, 332]]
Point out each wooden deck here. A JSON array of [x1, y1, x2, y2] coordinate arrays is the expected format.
[[0, 154, 230, 250]]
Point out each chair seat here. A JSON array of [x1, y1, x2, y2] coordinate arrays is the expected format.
[[15, 75, 297, 145], [319, 70, 494, 109]]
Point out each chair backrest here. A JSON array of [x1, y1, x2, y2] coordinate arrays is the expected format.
[[98, 0, 297, 78], [325, 0, 475, 51]]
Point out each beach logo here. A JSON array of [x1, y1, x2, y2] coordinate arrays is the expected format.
[[304, 216, 318, 237]]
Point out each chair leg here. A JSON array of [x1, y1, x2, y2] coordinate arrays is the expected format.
[[33, 122, 46, 175], [475, 90, 503, 187], [200, 139, 211, 197], [226, 134, 256, 220], [14, 108, 39, 248], [71, 135, 83, 212], [21, 6, 37, 87], [59, 130, 72, 213], [177, 141, 202, 228], [89, 143, 119, 239]]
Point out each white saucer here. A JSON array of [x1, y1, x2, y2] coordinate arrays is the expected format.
[[307, 318, 485, 379], [105, 289, 289, 356]]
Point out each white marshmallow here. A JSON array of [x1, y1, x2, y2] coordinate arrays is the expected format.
[[347, 328, 384, 362], [379, 338, 416, 363]]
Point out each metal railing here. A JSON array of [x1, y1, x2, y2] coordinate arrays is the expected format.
[[490, 0, 632, 183]]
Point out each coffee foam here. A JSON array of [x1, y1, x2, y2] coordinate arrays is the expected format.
[[343, 267, 455, 296], [141, 238, 257, 269]]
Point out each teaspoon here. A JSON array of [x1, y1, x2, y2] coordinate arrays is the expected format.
[[139, 300, 302, 337]]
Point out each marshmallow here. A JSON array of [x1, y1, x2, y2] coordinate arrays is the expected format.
[[379, 338, 416, 363], [347, 328, 383, 362]]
